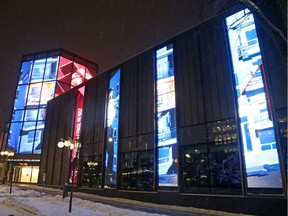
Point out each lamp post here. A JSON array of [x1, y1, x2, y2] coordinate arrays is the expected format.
[[0, 150, 14, 185], [58, 138, 81, 213]]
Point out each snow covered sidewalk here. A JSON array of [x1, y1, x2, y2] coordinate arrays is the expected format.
[[0, 185, 251, 216], [0, 185, 165, 216]]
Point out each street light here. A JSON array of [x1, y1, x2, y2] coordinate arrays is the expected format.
[[0, 150, 14, 185], [58, 137, 81, 213]]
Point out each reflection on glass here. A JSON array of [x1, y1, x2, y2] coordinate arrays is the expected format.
[[121, 151, 154, 191], [44, 57, 59, 80], [19, 121, 36, 154], [8, 122, 22, 150], [31, 58, 46, 82], [8, 53, 96, 155], [24, 109, 38, 121], [156, 45, 178, 187], [183, 143, 241, 194], [12, 110, 25, 122], [18, 61, 33, 85], [27, 83, 42, 105], [105, 69, 121, 187], [40, 82, 56, 104], [71, 63, 93, 87], [226, 9, 283, 189], [14, 85, 29, 110], [81, 156, 102, 188]]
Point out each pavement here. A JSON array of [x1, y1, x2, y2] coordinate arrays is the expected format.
[[14, 184, 251, 216]]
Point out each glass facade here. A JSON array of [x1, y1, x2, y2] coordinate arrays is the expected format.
[[10, 165, 39, 183], [226, 9, 283, 190], [81, 155, 102, 188], [182, 119, 241, 194], [120, 150, 154, 190], [156, 45, 178, 188], [8, 52, 97, 154], [105, 69, 121, 187]]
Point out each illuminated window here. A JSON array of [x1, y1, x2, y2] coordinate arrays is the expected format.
[[105, 69, 121, 187], [226, 9, 283, 189], [156, 44, 178, 188], [8, 51, 97, 155]]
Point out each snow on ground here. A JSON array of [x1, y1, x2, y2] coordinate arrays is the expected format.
[[0, 185, 165, 216], [0, 185, 251, 216]]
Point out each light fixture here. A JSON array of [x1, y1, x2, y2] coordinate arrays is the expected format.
[[58, 141, 65, 148], [0, 150, 14, 156], [57, 137, 81, 213], [64, 140, 71, 147]]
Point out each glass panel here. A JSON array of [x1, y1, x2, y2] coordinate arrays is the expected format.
[[105, 69, 121, 187], [44, 57, 59, 80], [7, 122, 23, 151], [86, 67, 97, 79], [20, 166, 32, 182], [121, 151, 154, 191], [40, 81, 56, 104], [156, 44, 178, 188], [26, 83, 42, 106], [11, 110, 25, 122], [34, 121, 45, 154], [55, 82, 71, 97], [71, 63, 93, 87], [31, 166, 40, 183], [24, 109, 38, 121], [183, 143, 241, 194], [19, 122, 36, 153], [18, 61, 33, 85], [57, 57, 73, 85], [81, 156, 102, 188], [226, 9, 283, 189], [31, 58, 46, 82], [37, 108, 46, 121], [13, 84, 29, 110], [183, 144, 209, 191]]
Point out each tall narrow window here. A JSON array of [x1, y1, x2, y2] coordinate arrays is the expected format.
[[105, 69, 121, 187], [226, 9, 283, 189], [156, 45, 178, 188]]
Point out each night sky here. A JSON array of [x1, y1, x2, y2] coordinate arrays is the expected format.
[[0, 0, 230, 133]]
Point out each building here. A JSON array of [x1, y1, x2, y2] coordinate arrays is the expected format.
[[0, 49, 98, 183], [39, 5, 286, 216], [1, 2, 286, 216]]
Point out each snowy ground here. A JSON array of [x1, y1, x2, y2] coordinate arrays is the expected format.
[[0, 185, 250, 216], [0, 185, 166, 216]]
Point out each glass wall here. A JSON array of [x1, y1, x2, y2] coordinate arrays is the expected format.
[[182, 119, 242, 194], [226, 9, 283, 190], [8, 54, 96, 155], [9, 57, 59, 154], [12, 165, 39, 183], [105, 69, 121, 187], [156, 44, 178, 188], [81, 155, 102, 188], [121, 150, 154, 190]]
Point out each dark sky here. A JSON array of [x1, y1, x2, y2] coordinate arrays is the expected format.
[[0, 0, 230, 132]]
